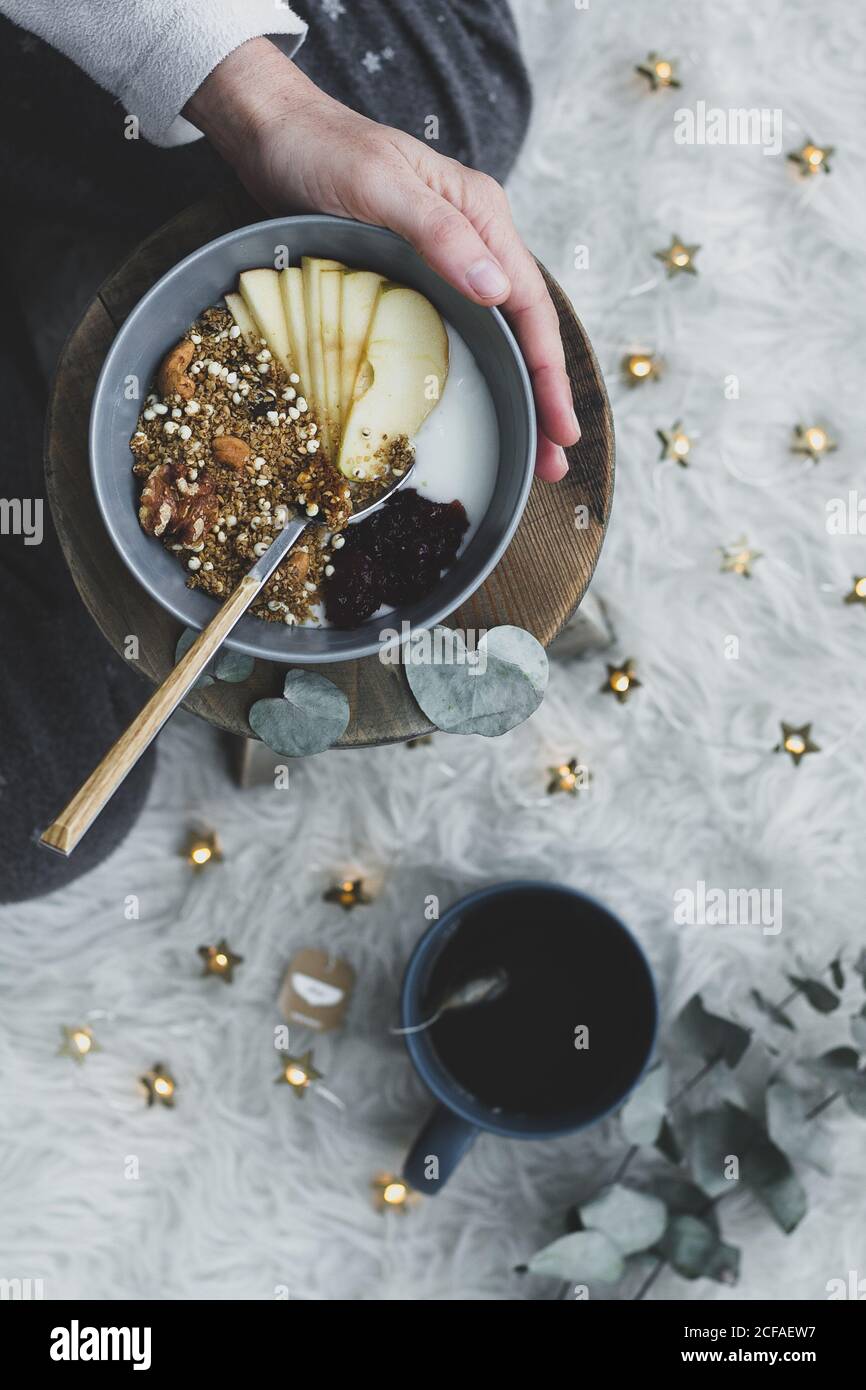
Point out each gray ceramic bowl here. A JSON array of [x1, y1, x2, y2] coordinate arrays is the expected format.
[[90, 215, 536, 662]]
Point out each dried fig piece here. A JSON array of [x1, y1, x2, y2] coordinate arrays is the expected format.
[[157, 339, 196, 400]]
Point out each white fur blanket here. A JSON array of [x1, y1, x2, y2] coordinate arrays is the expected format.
[[1, 0, 864, 1302]]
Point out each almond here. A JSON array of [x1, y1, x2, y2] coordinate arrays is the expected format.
[[212, 435, 252, 471], [285, 549, 309, 581], [157, 339, 196, 400]]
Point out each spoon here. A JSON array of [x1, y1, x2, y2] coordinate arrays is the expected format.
[[40, 456, 416, 857]]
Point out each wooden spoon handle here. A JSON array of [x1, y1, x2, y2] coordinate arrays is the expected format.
[[40, 573, 261, 857]]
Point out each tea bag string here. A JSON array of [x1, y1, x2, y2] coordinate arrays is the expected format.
[[390, 1006, 447, 1036], [389, 968, 510, 1037]]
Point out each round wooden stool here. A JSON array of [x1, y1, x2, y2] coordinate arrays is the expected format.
[[45, 189, 614, 748]]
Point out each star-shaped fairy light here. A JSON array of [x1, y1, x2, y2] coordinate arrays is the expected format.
[[275, 1049, 322, 1097], [547, 758, 590, 796], [844, 576, 866, 606], [654, 235, 700, 277], [140, 1063, 177, 1108], [791, 423, 837, 463], [183, 829, 222, 871], [636, 53, 680, 90], [602, 660, 641, 704], [371, 1173, 420, 1212], [198, 939, 243, 984], [323, 877, 372, 911], [58, 1025, 100, 1064], [775, 722, 820, 766], [788, 141, 834, 177], [719, 539, 762, 578], [657, 421, 694, 466], [622, 351, 662, 386]]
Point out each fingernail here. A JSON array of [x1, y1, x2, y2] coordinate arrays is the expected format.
[[571, 408, 581, 441], [466, 258, 509, 299], [555, 446, 569, 478]]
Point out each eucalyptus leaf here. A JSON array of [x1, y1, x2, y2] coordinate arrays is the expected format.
[[830, 957, 845, 991], [249, 670, 349, 756], [687, 1101, 807, 1233], [212, 648, 255, 683], [528, 1230, 625, 1284], [404, 625, 548, 737], [686, 1104, 754, 1198], [808, 1047, 866, 1118], [620, 1063, 668, 1146], [854, 949, 866, 990], [175, 627, 254, 687], [851, 1006, 866, 1052], [674, 994, 751, 1069], [580, 1184, 667, 1255], [746, 1137, 808, 1233], [659, 1214, 739, 1284], [766, 1081, 832, 1175], [750, 988, 795, 1031], [788, 975, 839, 1014], [655, 1116, 682, 1165], [647, 1175, 718, 1227]]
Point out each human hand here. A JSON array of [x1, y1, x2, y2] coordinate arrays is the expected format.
[[186, 38, 579, 481]]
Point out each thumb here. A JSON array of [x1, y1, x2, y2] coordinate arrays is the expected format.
[[377, 179, 511, 306]]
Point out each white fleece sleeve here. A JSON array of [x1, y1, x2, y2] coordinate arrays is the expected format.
[[0, 0, 307, 147]]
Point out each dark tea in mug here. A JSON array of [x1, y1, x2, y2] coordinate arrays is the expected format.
[[422, 884, 656, 1125]]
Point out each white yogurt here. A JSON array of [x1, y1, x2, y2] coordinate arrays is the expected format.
[[305, 321, 498, 626], [411, 323, 499, 539]]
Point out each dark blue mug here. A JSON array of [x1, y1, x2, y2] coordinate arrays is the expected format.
[[400, 881, 657, 1193]]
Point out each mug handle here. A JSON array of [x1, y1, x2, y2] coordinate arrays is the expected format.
[[403, 1104, 479, 1193]]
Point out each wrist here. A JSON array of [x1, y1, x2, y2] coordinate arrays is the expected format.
[[184, 37, 315, 162]]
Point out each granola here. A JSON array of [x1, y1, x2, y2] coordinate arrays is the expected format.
[[130, 307, 398, 626]]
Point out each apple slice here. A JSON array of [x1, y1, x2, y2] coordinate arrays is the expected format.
[[337, 285, 449, 480], [224, 292, 258, 346], [320, 268, 344, 449], [302, 257, 344, 455], [239, 268, 293, 376], [339, 271, 383, 422], [279, 268, 311, 394]]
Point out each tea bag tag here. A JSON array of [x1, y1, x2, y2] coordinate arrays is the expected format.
[[279, 948, 355, 1033]]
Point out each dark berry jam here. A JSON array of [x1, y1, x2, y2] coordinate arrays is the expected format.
[[324, 488, 469, 629]]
